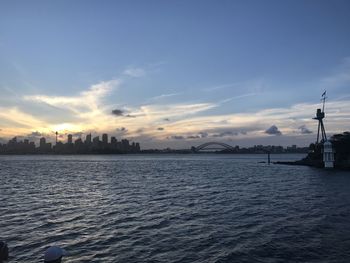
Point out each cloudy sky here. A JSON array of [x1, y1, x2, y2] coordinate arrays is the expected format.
[[0, 0, 350, 149]]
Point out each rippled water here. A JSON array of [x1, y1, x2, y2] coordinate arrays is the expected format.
[[1, 154, 350, 262]]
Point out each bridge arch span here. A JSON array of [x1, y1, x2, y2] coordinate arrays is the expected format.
[[194, 142, 235, 152]]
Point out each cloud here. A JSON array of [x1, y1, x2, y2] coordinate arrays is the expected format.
[[203, 83, 238, 92], [187, 135, 200, 139], [2, 67, 350, 148], [24, 80, 119, 119], [28, 131, 42, 137], [123, 67, 146, 77], [299, 125, 312, 134], [111, 109, 124, 116], [184, 131, 208, 139], [220, 93, 257, 104], [0, 107, 48, 133], [209, 128, 252, 138], [18, 79, 122, 136], [198, 132, 208, 138], [187, 136, 200, 139], [158, 125, 260, 143], [148, 93, 181, 102], [203, 80, 264, 98], [116, 127, 127, 132], [212, 131, 239, 137], [3, 78, 218, 142], [136, 102, 217, 121], [168, 135, 185, 140], [72, 131, 84, 137], [111, 109, 137, 118], [265, 125, 282, 136]]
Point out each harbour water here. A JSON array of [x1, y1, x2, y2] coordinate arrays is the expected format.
[[1, 154, 350, 262]]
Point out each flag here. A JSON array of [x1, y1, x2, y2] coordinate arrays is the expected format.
[[322, 90, 326, 97]]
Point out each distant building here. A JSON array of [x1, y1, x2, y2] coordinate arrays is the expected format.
[[135, 142, 140, 152], [7, 137, 17, 146], [111, 137, 117, 149], [93, 136, 100, 147], [0, 133, 141, 155], [102, 133, 108, 146], [40, 137, 46, 148], [121, 139, 129, 151], [39, 137, 51, 152], [85, 134, 92, 145], [75, 138, 83, 146], [54, 141, 64, 153]]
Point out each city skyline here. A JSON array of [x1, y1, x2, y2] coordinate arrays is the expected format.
[[0, 131, 310, 154], [0, 132, 141, 154], [1, 1, 350, 149]]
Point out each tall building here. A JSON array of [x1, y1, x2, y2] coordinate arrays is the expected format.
[[85, 134, 92, 145], [121, 139, 129, 151], [102, 133, 108, 146], [135, 142, 140, 152], [39, 137, 46, 148], [8, 137, 17, 146], [68, 134, 73, 144], [92, 136, 100, 147], [75, 138, 83, 145], [46, 143, 52, 150]]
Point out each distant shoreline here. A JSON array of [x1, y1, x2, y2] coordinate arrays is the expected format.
[[0, 152, 307, 155]]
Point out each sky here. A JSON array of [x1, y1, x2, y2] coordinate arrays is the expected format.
[[0, 0, 350, 149]]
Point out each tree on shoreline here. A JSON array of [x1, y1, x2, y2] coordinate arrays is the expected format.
[[331, 132, 350, 166]]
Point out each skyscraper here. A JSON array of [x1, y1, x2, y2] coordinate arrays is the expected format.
[[92, 136, 100, 147], [102, 133, 108, 146], [135, 142, 140, 152], [85, 134, 92, 145], [68, 134, 73, 144], [39, 137, 46, 148]]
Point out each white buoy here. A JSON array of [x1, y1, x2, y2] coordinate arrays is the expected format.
[[323, 140, 334, 168]]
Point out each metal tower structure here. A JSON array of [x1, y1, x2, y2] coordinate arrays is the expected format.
[[313, 91, 327, 144]]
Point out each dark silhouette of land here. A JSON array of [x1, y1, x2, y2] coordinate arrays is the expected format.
[[0, 133, 310, 155], [0, 133, 140, 154], [141, 144, 309, 154], [275, 131, 350, 170]]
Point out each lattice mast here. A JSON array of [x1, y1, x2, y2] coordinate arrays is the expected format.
[[313, 91, 327, 144]]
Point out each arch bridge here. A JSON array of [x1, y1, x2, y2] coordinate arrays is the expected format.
[[193, 142, 236, 152]]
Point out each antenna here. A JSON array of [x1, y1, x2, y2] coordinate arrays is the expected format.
[[321, 90, 327, 112]]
